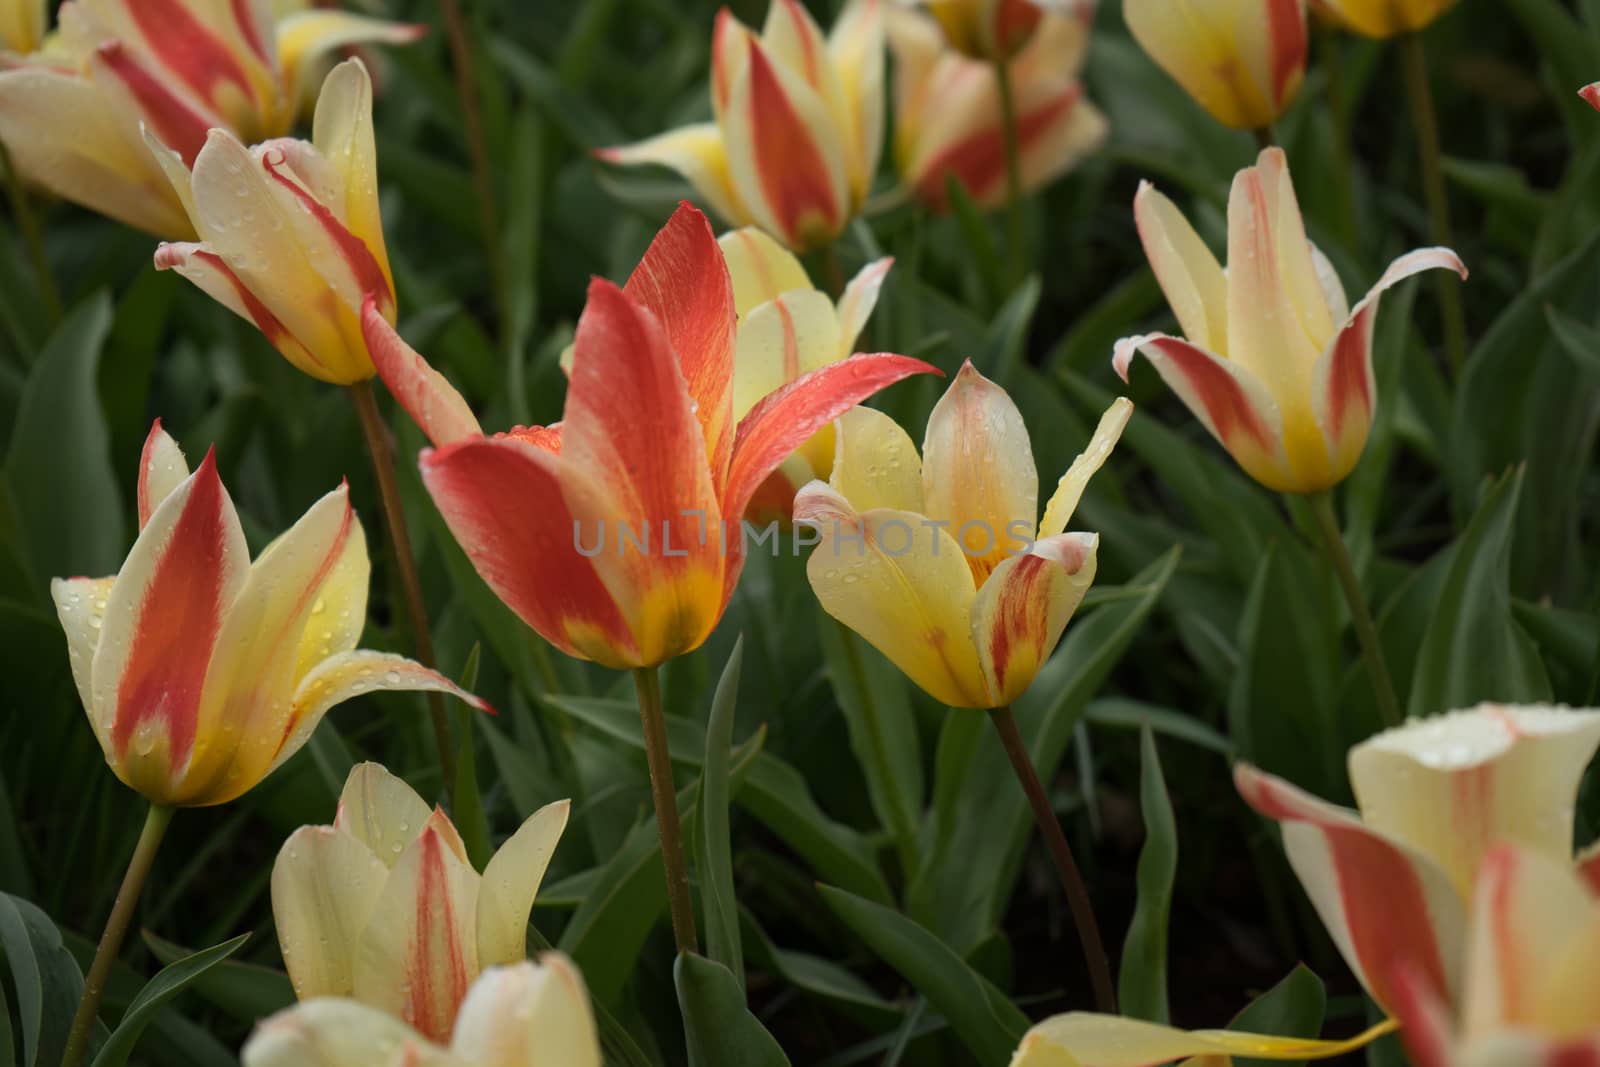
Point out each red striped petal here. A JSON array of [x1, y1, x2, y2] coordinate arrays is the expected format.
[[1389, 960, 1455, 1067], [123, 0, 256, 113], [1582, 83, 1600, 112], [742, 44, 843, 246], [914, 84, 1079, 209], [1265, 0, 1308, 104], [1114, 333, 1280, 454], [92, 41, 216, 167], [261, 145, 395, 315], [361, 297, 483, 447], [155, 243, 328, 374]]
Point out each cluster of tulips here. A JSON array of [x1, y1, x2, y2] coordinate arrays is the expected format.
[[2, 0, 1598, 1063]]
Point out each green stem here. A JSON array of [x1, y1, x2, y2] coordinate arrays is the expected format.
[[1399, 31, 1468, 379], [0, 143, 60, 326], [992, 58, 1026, 289], [987, 706, 1116, 1013], [61, 804, 175, 1067], [1308, 491, 1404, 730], [435, 0, 504, 331], [1253, 125, 1277, 151], [348, 381, 457, 789], [833, 618, 918, 879], [632, 665, 699, 955]]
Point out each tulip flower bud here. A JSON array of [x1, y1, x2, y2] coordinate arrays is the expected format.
[[1310, 0, 1457, 38], [0, 0, 43, 53], [1115, 147, 1466, 493], [920, 0, 1048, 61], [1124, 0, 1307, 131], [51, 422, 489, 808]]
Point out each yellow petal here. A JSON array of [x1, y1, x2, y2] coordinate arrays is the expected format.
[[1132, 181, 1228, 355], [271, 825, 389, 999], [289, 514, 370, 689], [137, 420, 191, 529], [275, 9, 423, 103], [50, 576, 116, 732], [0, 0, 45, 54], [830, 406, 924, 514], [1038, 398, 1131, 538], [731, 289, 842, 419], [826, 0, 887, 200], [921, 361, 1037, 581], [242, 998, 459, 1067], [1010, 1012, 1399, 1067], [476, 800, 571, 969], [334, 762, 433, 869], [1349, 703, 1600, 901], [597, 124, 750, 230], [718, 226, 813, 316], [1124, 0, 1270, 129], [971, 532, 1097, 706], [835, 257, 892, 358], [796, 484, 988, 707], [311, 58, 395, 303], [449, 956, 603, 1067]]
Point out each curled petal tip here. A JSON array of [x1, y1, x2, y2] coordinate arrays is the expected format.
[[1582, 82, 1600, 112], [1110, 335, 1144, 381]]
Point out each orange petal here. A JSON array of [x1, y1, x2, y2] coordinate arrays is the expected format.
[[362, 299, 483, 447], [971, 532, 1097, 706]]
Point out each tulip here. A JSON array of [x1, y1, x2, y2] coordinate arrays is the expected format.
[[1009, 1013, 1397, 1066], [1115, 147, 1466, 494], [51, 421, 489, 809], [272, 763, 570, 1043], [795, 362, 1127, 709], [242, 954, 602, 1067], [1235, 703, 1600, 1014], [1582, 82, 1600, 112], [1393, 845, 1600, 1067], [917, 0, 1048, 61], [886, 4, 1106, 210], [0, 0, 420, 237], [0, 0, 43, 54], [1309, 0, 1457, 37], [596, 0, 884, 251], [364, 202, 934, 672], [1124, 0, 1307, 131], [718, 225, 892, 519], [151, 58, 395, 385]]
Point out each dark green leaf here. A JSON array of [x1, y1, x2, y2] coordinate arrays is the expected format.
[[1118, 727, 1176, 1024]]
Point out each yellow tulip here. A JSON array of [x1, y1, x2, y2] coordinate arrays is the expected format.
[[1116, 147, 1465, 493], [1310, 0, 1458, 38], [0, 0, 419, 237], [0, 0, 43, 53], [1236, 703, 1600, 1015], [719, 225, 893, 519], [1124, 0, 1307, 130], [51, 422, 489, 808], [151, 58, 397, 384], [795, 362, 1129, 708], [1010, 1013, 1397, 1065], [918, 0, 1053, 61], [272, 763, 570, 1044], [242, 954, 602, 1067], [887, 4, 1106, 211], [597, 0, 885, 251], [1392, 845, 1600, 1067]]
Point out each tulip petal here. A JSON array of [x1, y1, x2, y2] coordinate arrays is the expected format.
[[971, 532, 1097, 706], [1132, 181, 1228, 352], [1235, 762, 1466, 1011], [731, 289, 842, 420], [137, 420, 190, 530], [334, 762, 433, 868], [796, 485, 988, 707], [1389, 958, 1455, 1067], [595, 124, 748, 230], [1038, 397, 1132, 539], [476, 800, 571, 969], [1579, 842, 1600, 894], [1583, 83, 1600, 113], [1255, 147, 1338, 359], [50, 576, 115, 729], [718, 227, 813, 317], [355, 809, 481, 1044], [449, 957, 602, 1067], [1347, 704, 1600, 902], [1311, 246, 1466, 484], [290, 511, 369, 688], [727, 352, 936, 528], [762, 0, 859, 191], [623, 203, 738, 480], [362, 301, 484, 447], [92, 450, 248, 802], [835, 256, 893, 357], [830, 406, 923, 514], [419, 433, 640, 667], [826, 0, 887, 199], [88, 40, 221, 168], [313, 59, 396, 307], [274, 10, 425, 101], [241, 998, 459, 1067], [272, 825, 390, 999], [1112, 333, 1294, 491], [710, 7, 754, 119], [1229, 0, 1307, 125], [1125, 0, 1268, 129], [1008, 1012, 1398, 1067], [921, 361, 1038, 580]]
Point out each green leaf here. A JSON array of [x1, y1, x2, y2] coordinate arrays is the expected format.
[[142, 931, 293, 1025], [701, 638, 745, 987], [818, 885, 1029, 1067], [89, 933, 250, 1067], [1229, 965, 1327, 1067], [1118, 727, 1176, 1024], [0, 893, 84, 1067], [675, 952, 790, 1067]]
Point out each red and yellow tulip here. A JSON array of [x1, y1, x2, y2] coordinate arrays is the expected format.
[[1124, 0, 1306, 130], [795, 363, 1129, 708], [1009, 1012, 1397, 1066], [597, 0, 884, 251], [0, 0, 43, 54], [1236, 703, 1600, 1014], [50, 422, 488, 809], [719, 225, 892, 519], [0, 0, 419, 237], [242, 954, 601, 1067], [151, 58, 396, 385], [272, 763, 569, 1044], [1309, 0, 1458, 37], [887, 4, 1106, 211], [364, 202, 934, 670], [917, 0, 1055, 61], [1115, 147, 1466, 493], [1393, 845, 1600, 1067]]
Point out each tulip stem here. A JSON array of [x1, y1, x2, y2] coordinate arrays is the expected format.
[[987, 706, 1115, 1013], [1253, 125, 1277, 151], [1399, 31, 1468, 378], [1308, 491, 1404, 729], [435, 0, 504, 330], [992, 58, 1026, 289], [0, 143, 60, 326], [61, 803, 175, 1067], [632, 665, 699, 956], [348, 381, 457, 790]]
